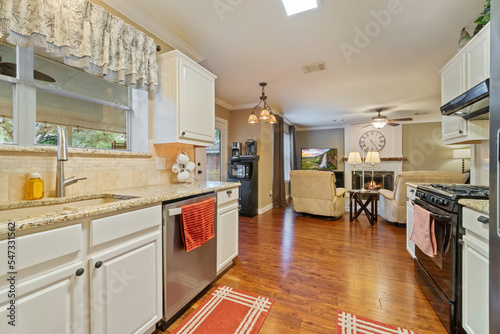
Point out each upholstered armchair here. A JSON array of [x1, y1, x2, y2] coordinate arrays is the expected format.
[[378, 171, 466, 224], [290, 170, 346, 218]]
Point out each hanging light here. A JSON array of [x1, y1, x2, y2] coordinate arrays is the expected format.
[[249, 82, 276, 124]]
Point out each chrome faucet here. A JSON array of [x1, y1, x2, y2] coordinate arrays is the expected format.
[[56, 127, 87, 197]]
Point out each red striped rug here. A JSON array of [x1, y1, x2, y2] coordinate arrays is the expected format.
[[336, 310, 422, 334], [171, 285, 274, 334]]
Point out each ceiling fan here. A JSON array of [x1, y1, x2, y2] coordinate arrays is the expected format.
[[0, 56, 56, 82], [353, 107, 413, 129]]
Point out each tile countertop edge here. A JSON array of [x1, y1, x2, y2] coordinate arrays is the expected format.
[[458, 199, 489, 215], [0, 182, 240, 235]]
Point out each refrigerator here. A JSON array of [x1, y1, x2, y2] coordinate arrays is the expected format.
[[491, 1, 500, 333]]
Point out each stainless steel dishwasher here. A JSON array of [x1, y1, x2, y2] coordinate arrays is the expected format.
[[160, 192, 217, 329]]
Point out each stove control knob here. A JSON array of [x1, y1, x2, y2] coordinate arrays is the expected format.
[[438, 199, 444, 205], [442, 200, 449, 206]]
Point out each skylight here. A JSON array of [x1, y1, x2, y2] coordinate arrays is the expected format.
[[281, 0, 319, 16]]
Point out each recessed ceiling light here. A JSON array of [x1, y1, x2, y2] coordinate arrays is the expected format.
[[282, 0, 319, 16]]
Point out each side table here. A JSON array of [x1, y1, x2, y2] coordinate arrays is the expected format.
[[348, 189, 380, 225]]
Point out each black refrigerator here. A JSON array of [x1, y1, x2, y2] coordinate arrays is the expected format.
[[490, 1, 500, 333]]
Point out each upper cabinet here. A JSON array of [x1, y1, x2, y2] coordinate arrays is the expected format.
[[440, 23, 490, 144], [154, 50, 217, 146]]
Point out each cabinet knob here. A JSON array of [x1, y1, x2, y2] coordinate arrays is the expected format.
[[75, 268, 85, 276], [477, 216, 489, 224], [458, 239, 465, 245], [95, 261, 103, 269], [197, 170, 203, 174], [227, 190, 232, 195], [181, 131, 186, 136], [459, 130, 463, 134], [410, 189, 415, 193]]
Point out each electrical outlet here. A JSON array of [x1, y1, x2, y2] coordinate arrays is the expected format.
[[155, 157, 166, 170], [269, 190, 273, 196]]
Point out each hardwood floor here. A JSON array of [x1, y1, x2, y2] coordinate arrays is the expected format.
[[158, 203, 447, 334]]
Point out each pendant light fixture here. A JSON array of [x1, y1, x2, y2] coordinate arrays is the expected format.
[[248, 82, 277, 124]]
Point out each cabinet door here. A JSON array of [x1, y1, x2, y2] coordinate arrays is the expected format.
[[90, 232, 162, 334], [441, 55, 466, 105], [0, 262, 84, 333], [441, 115, 468, 141], [217, 203, 239, 274], [406, 201, 415, 258], [466, 27, 490, 89], [179, 60, 215, 144], [462, 234, 489, 334]]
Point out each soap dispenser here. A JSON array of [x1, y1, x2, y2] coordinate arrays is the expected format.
[[25, 173, 44, 200]]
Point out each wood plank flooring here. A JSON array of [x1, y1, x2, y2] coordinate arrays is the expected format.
[[158, 203, 447, 334]]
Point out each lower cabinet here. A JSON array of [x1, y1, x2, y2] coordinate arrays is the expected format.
[[406, 201, 415, 258], [217, 188, 239, 275], [0, 204, 162, 334]]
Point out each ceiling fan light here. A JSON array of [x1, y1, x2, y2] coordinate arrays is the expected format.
[[372, 120, 387, 129], [259, 108, 271, 120], [248, 112, 259, 124]]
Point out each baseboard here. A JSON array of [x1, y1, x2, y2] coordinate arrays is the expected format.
[[258, 203, 273, 214]]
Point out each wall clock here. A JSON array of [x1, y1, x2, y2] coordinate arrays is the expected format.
[[359, 130, 386, 152]]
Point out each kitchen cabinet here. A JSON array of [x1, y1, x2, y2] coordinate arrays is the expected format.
[[0, 205, 162, 334], [440, 23, 490, 144], [461, 207, 489, 334], [154, 50, 217, 146], [217, 187, 239, 275], [406, 184, 416, 258]]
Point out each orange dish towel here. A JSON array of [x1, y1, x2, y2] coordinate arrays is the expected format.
[[180, 198, 215, 252], [410, 204, 437, 257]]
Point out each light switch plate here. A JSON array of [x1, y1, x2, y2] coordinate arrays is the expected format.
[[156, 157, 166, 170]]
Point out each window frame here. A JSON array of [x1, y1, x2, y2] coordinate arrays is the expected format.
[[0, 45, 148, 153]]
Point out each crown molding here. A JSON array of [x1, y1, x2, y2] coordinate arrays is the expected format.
[[100, 0, 205, 63], [215, 98, 234, 110], [231, 103, 257, 110], [295, 125, 345, 131]]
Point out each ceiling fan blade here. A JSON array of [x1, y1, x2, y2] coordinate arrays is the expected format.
[[362, 124, 373, 129], [386, 122, 400, 127], [0, 62, 56, 82], [388, 117, 413, 122]]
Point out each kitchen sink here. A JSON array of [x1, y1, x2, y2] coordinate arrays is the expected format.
[[0, 196, 136, 221]]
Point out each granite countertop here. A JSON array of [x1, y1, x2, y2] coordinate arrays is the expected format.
[[458, 199, 489, 214], [0, 181, 240, 235]]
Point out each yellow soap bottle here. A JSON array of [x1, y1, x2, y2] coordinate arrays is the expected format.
[[25, 173, 44, 200]]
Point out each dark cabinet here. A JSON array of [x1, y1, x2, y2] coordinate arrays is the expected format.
[[228, 155, 258, 218]]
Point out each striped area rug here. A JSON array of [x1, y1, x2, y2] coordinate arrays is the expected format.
[[171, 285, 274, 334], [336, 310, 422, 334]]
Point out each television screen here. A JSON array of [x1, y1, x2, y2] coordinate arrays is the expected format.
[[301, 148, 338, 170]]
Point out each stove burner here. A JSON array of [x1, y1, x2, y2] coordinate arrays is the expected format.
[[428, 184, 489, 197]]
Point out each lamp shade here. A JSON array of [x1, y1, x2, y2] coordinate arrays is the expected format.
[[347, 152, 362, 164], [365, 151, 380, 164], [248, 112, 259, 124], [453, 148, 471, 159]]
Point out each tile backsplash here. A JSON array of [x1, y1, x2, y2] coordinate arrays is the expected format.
[[0, 141, 194, 202]]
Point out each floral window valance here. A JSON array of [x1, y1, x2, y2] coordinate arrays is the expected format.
[[0, 0, 158, 91]]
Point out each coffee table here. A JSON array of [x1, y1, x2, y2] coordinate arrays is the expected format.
[[348, 189, 380, 225]]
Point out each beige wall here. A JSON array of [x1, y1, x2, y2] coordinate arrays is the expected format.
[[228, 109, 273, 210], [295, 128, 345, 171], [402, 122, 469, 173]]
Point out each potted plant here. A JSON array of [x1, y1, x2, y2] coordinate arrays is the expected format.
[[473, 0, 490, 36]]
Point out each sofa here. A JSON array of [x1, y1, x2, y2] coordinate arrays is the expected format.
[[290, 170, 346, 218], [378, 171, 466, 224]]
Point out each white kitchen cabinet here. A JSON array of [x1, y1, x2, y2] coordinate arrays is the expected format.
[[90, 232, 162, 334], [406, 184, 416, 258], [440, 23, 490, 145], [217, 187, 239, 274], [461, 207, 489, 334], [154, 50, 217, 146], [0, 204, 162, 334]]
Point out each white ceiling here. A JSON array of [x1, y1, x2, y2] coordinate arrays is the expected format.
[[104, 0, 485, 129]]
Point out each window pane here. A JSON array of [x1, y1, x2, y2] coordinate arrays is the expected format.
[[207, 129, 221, 181], [0, 41, 17, 78], [33, 48, 129, 106], [0, 81, 14, 144], [284, 132, 291, 181], [36, 90, 127, 149]]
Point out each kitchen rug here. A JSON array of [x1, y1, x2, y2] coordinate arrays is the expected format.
[[171, 285, 274, 334], [336, 310, 422, 334]]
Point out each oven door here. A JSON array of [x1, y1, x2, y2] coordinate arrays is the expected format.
[[413, 198, 456, 302]]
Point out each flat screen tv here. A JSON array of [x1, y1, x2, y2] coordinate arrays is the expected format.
[[301, 148, 338, 170]]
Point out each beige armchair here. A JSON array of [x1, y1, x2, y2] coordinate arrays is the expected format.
[[290, 170, 346, 218], [378, 171, 465, 224]]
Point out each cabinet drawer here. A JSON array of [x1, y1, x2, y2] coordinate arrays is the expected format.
[[407, 185, 417, 201], [0, 224, 81, 272], [90, 205, 161, 247], [217, 187, 239, 207], [462, 207, 489, 240]]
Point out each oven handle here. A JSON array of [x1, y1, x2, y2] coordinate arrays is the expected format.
[[413, 198, 453, 220], [430, 213, 453, 220]]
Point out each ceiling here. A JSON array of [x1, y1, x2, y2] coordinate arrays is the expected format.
[[103, 0, 485, 129]]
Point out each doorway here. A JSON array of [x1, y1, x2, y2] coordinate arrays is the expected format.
[[195, 117, 228, 182]]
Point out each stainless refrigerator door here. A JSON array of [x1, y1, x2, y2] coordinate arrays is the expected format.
[[490, 2, 500, 332]]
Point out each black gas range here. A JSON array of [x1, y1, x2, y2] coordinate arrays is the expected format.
[[415, 184, 489, 212], [412, 183, 489, 333]]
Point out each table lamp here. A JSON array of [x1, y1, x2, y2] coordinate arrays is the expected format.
[[453, 148, 471, 173], [348, 152, 365, 190], [365, 151, 380, 189]]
